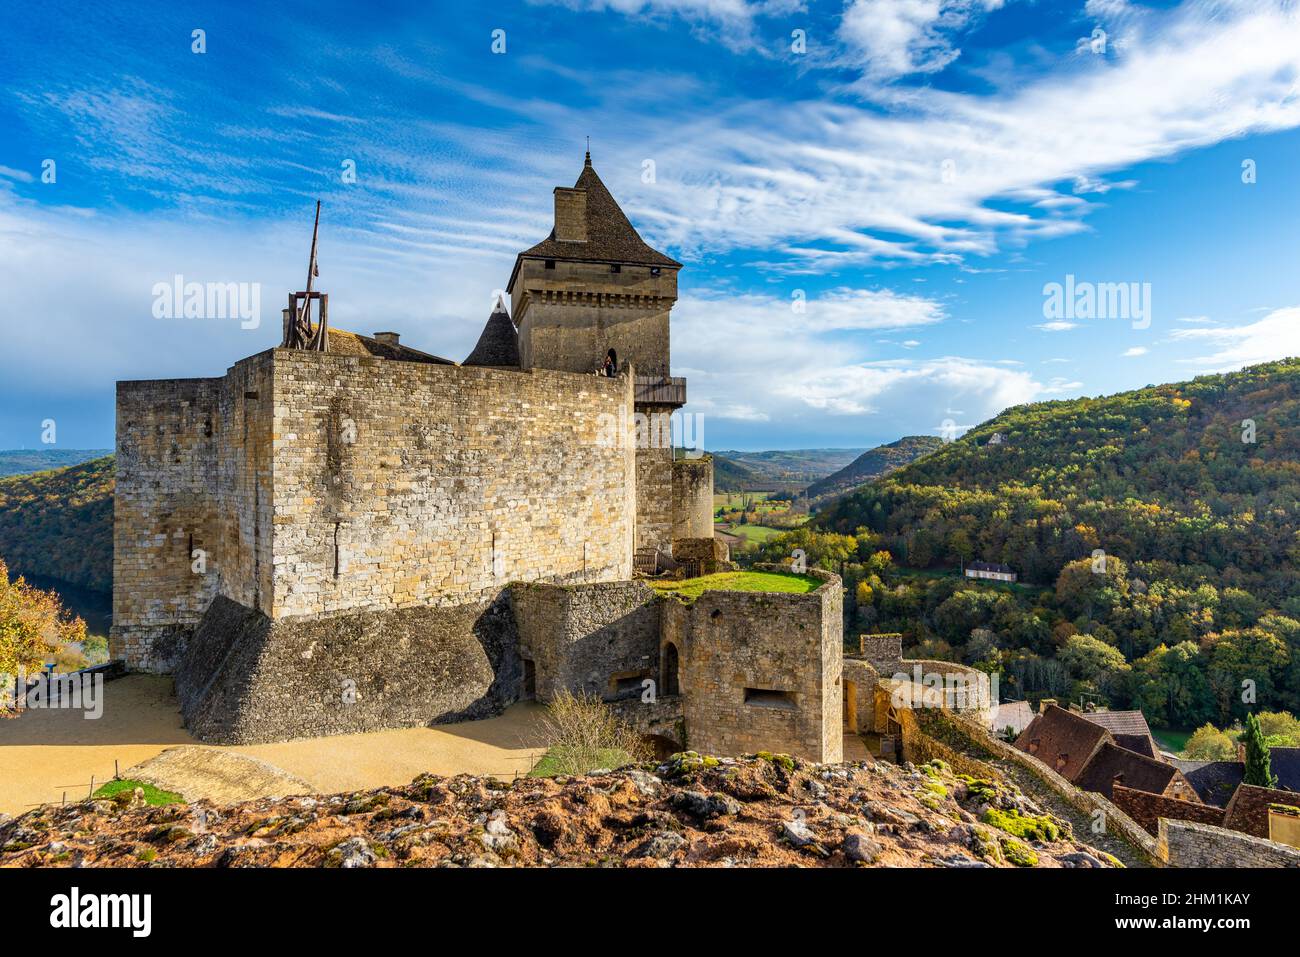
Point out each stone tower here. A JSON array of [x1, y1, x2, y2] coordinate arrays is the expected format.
[[507, 152, 682, 377], [508, 153, 689, 558]]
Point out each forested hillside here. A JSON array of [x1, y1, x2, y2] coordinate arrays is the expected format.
[[0, 456, 114, 593], [777, 359, 1300, 728], [711, 447, 865, 491], [818, 359, 1300, 600], [805, 435, 943, 505], [0, 449, 112, 478]]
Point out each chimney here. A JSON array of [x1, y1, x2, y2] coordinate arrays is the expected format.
[[1040, 698, 1057, 714], [373, 331, 400, 346], [554, 187, 588, 243]]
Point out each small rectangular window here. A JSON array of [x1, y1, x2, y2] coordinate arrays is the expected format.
[[610, 263, 621, 273], [608, 670, 650, 700], [744, 688, 797, 710], [544, 259, 556, 270], [650, 267, 661, 277]]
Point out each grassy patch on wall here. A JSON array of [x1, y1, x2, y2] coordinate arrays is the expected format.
[[649, 570, 822, 601]]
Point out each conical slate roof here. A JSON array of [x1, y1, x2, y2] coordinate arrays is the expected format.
[[463, 300, 520, 367], [508, 154, 681, 290]]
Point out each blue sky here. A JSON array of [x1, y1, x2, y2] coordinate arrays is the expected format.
[[2, 0, 1299, 451]]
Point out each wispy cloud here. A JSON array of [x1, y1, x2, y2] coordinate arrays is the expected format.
[[1171, 307, 1300, 372]]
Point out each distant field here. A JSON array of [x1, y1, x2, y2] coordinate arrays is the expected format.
[[728, 523, 784, 543], [713, 491, 775, 508]]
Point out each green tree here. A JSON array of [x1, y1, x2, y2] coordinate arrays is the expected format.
[[1184, 723, 1237, 761], [1242, 711, 1277, 788]]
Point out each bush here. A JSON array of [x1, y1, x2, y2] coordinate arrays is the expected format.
[[532, 690, 650, 777]]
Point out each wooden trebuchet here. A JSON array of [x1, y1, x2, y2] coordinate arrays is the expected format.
[[280, 200, 329, 352]]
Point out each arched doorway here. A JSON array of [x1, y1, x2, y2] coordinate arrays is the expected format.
[[605, 348, 617, 376], [662, 642, 680, 696]]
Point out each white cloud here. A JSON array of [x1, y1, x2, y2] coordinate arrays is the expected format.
[[1035, 320, 1079, 332], [1171, 306, 1300, 371], [1042, 377, 1084, 394], [672, 289, 1045, 434], [1121, 346, 1147, 356], [628, 0, 1300, 265], [839, 0, 1007, 79]]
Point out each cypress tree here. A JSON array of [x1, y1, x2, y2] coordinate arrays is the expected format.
[[1243, 712, 1277, 788]]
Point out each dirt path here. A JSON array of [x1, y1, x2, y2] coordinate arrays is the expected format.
[[0, 675, 549, 814]]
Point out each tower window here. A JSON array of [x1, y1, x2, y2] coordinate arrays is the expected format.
[[744, 688, 797, 711], [650, 267, 661, 277], [610, 264, 621, 273], [544, 259, 555, 270]]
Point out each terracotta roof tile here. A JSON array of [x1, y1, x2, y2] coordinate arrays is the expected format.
[[1171, 760, 1245, 808], [1080, 710, 1154, 738], [1014, 705, 1110, 782], [1076, 742, 1184, 800]]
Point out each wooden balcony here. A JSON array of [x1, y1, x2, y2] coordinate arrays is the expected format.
[[634, 374, 686, 407]]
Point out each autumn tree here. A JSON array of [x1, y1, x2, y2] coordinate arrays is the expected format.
[[0, 558, 87, 683]]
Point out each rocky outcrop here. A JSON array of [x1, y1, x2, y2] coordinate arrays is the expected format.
[[0, 754, 1123, 868]]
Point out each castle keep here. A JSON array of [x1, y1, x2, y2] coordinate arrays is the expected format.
[[111, 155, 843, 760]]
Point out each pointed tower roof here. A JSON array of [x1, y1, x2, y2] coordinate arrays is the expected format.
[[508, 154, 681, 291], [463, 298, 521, 367]]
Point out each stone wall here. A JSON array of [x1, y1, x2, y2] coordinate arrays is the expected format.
[[670, 456, 713, 540], [841, 657, 880, 735], [1112, 784, 1227, 836], [858, 633, 903, 673], [634, 417, 675, 553], [115, 349, 641, 671], [112, 353, 276, 672], [510, 579, 661, 703], [270, 351, 636, 618], [670, 536, 730, 575], [175, 593, 520, 744], [665, 565, 843, 762], [1159, 819, 1300, 868]]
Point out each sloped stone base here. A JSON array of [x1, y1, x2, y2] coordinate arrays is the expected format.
[[176, 594, 521, 744]]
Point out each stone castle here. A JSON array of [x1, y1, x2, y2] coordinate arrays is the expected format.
[[112, 154, 963, 763]]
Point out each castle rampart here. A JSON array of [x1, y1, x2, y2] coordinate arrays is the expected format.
[[112, 349, 638, 670]]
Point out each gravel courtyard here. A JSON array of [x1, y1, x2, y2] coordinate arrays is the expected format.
[[0, 675, 550, 814]]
